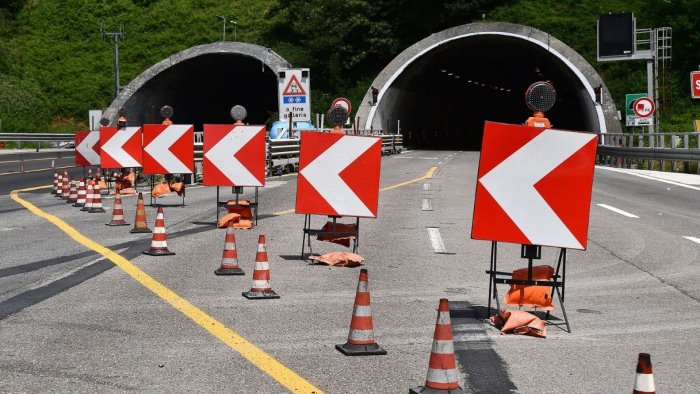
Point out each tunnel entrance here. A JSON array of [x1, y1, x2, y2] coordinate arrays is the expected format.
[[358, 23, 620, 150], [103, 42, 291, 130]]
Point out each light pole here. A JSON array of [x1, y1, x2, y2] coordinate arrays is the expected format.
[[229, 20, 237, 41], [216, 15, 226, 41]]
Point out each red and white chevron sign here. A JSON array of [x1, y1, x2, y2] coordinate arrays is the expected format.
[[295, 132, 382, 218], [471, 122, 598, 250], [74, 130, 100, 166], [202, 125, 266, 186], [142, 124, 194, 175], [99, 127, 143, 168]]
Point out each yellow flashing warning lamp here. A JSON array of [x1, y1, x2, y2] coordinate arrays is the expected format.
[[117, 107, 128, 128], [524, 81, 556, 128]]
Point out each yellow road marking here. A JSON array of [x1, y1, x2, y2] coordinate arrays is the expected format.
[[380, 166, 437, 191], [0, 165, 72, 177], [10, 189, 323, 394]]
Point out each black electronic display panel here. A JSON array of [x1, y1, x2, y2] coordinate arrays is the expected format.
[[598, 13, 635, 58]]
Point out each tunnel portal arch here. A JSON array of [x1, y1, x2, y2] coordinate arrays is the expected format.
[[357, 22, 621, 150], [103, 42, 291, 130]]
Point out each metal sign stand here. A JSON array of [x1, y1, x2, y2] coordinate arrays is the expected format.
[[486, 242, 570, 333], [301, 215, 360, 261]]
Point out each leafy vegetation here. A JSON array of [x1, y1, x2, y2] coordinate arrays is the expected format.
[[0, 0, 698, 132]]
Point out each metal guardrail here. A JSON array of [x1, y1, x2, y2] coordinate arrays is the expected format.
[[0, 133, 75, 142], [596, 132, 700, 173]]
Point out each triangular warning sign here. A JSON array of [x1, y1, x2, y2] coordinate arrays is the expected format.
[[283, 75, 306, 96]]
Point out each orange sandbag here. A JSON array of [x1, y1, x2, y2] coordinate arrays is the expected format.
[[491, 309, 546, 338], [308, 252, 364, 267], [227, 199, 253, 220], [123, 171, 136, 185], [504, 265, 555, 310], [231, 219, 253, 229], [317, 222, 356, 247], [169, 182, 185, 196], [217, 213, 241, 228], [98, 180, 108, 190], [152, 182, 171, 198]]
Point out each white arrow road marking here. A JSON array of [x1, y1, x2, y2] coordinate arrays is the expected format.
[[76, 131, 100, 165], [144, 125, 191, 173], [479, 129, 596, 249], [301, 136, 376, 217], [204, 126, 262, 186], [102, 127, 141, 167]]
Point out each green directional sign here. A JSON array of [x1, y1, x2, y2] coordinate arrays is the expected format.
[[625, 93, 651, 127]]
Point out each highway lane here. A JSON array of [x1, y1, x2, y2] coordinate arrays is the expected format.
[[0, 150, 86, 195], [0, 151, 698, 392]]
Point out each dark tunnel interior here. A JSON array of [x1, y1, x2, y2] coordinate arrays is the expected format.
[[125, 53, 278, 130], [384, 35, 597, 150], [120, 35, 599, 151]]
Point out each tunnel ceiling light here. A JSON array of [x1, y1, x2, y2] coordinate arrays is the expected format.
[[448, 72, 453, 76], [441, 69, 447, 73], [467, 80, 472, 82], [454, 75, 460, 79]]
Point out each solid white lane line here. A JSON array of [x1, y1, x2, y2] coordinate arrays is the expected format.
[[683, 236, 700, 245], [597, 166, 700, 191], [427, 227, 447, 253], [597, 203, 640, 218]]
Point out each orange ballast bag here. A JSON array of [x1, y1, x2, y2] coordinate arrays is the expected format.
[[503, 265, 555, 310]]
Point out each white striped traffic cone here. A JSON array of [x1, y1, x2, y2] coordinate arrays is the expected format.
[[73, 179, 86, 207], [142, 207, 175, 256], [60, 172, 70, 199], [633, 353, 656, 394], [51, 171, 59, 194], [215, 221, 244, 275], [242, 235, 279, 299], [336, 269, 386, 356], [66, 178, 78, 203], [106, 190, 129, 226], [410, 298, 464, 394], [55, 173, 64, 198], [81, 181, 93, 211], [88, 182, 106, 213]]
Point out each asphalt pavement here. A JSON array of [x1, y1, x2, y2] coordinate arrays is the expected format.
[[0, 150, 698, 392]]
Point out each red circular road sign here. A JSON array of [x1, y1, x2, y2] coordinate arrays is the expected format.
[[632, 97, 655, 118], [331, 97, 352, 115]]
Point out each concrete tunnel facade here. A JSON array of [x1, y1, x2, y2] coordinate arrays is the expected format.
[[356, 22, 621, 150], [105, 23, 620, 150]]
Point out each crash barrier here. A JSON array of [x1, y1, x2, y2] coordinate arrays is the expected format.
[[597, 132, 700, 173], [486, 242, 571, 333]]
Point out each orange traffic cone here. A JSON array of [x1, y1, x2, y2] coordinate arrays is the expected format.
[[336, 269, 386, 356], [89, 182, 106, 213], [106, 190, 129, 226], [67, 178, 78, 203], [410, 298, 464, 394], [142, 207, 175, 256], [81, 181, 93, 211], [215, 221, 244, 275], [51, 171, 59, 194], [633, 353, 656, 394], [242, 235, 279, 299], [130, 192, 151, 233], [73, 178, 86, 207]]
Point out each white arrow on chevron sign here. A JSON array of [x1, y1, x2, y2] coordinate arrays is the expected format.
[[102, 127, 141, 168], [76, 131, 100, 165], [204, 126, 262, 186], [300, 136, 376, 217], [478, 129, 596, 249], [144, 125, 191, 173]]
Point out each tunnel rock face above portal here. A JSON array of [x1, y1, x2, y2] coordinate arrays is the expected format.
[[103, 42, 291, 130], [358, 22, 619, 150]]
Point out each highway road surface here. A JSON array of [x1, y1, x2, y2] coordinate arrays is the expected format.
[[0, 149, 699, 392]]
